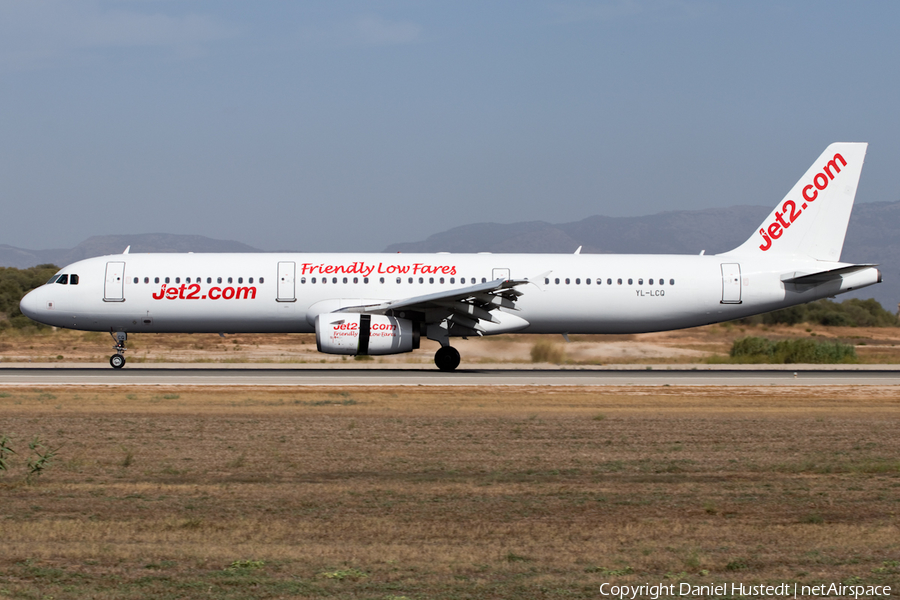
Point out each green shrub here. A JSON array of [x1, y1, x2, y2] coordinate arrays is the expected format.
[[738, 298, 899, 327], [730, 336, 857, 364], [731, 336, 773, 357]]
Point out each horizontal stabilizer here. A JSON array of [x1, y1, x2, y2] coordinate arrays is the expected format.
[[781, 264, 879, 285]]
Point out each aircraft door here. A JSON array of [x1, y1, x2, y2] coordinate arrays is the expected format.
[[277, 261, 296, 302], [104, 261, 125, 302], [492, 268, 510, 282], [720, 263, 742, 304]]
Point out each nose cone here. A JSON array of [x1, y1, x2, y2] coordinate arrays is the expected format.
[[19, 288, 45, 322]]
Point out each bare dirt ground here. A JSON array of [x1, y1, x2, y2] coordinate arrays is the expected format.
[[2, 323, 900, 366], [0, 385, 898, 599]]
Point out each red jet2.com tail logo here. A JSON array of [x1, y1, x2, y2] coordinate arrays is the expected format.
[[758, 152, 848, 251]]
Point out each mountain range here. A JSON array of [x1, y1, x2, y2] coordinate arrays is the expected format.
[[3, 202, 898, 310], [0, 234, 260, 270]]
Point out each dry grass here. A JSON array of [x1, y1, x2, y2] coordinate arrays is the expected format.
[[0, 385, 899, 599], [4, 322, 900, 365]]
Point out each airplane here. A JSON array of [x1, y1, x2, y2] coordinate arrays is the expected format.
[[19, 142, 880, 371]]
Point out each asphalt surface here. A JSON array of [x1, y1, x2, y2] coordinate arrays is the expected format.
[[1, 366, 899, 386]]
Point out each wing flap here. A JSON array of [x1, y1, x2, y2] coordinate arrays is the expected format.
[[433, 301, 500, 323]]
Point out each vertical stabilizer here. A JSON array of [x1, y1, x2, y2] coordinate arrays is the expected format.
[[723, 143, 867, 261]]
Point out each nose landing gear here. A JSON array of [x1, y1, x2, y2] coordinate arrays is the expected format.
[[109, 331, 127, 369]]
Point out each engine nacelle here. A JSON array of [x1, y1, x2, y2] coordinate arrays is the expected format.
[[315, 313, 419, 355]]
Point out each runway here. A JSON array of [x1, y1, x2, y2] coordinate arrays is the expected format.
[[1, 365, 900, 386]]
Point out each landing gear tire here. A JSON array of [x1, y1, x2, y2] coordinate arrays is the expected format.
[[434, 346, 460, 372], [109, 331, 127, 369]]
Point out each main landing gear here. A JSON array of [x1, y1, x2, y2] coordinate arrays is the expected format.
[[109, 331, 127, 369], [434, 346, 460, 372]]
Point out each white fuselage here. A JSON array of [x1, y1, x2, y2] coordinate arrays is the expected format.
[[19, 252, 880, 335]]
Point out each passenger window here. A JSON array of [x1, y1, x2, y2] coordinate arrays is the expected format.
[[165, 277, 170, 284], [260, 277, 264, 284], [418, 277, 424, 284], [249, 277, 254, 284], [565, 278, 570, 285], [586, 278, 591, 285], [482, 278, 487, 283], [343, 277, 348, 284], [238, 277, 243, 284], [607, 278, 612, 285], [57, 274, 68, 285], [364, 277, 369, 284], [70, 274, 79, 285], [429, 277, 434, 284], [555, 278, 560, 284], [311, 277, 316, 283], [408, 277, 413, 283], [596, 278, 601, 285], [451, 277, 456, 284], [638, 278, 643, 285], [186, 277, 191, 283], [226, 277, 231, 284], [670, 279, 675, 285], [332, 277, 337, 284], [440, 277, 444, 284], [353, 277, 358, 284], [301, 277, 306, 284], [175, 277, 181, 284], [617, 279, 622, 285], [628, 279, 633, 285], [575, 278, 581, 284], [133, 277, 138, 284], [155, 277, 160, 284], [659, 277, 664, 285], [649, 279, 654, 285], [217, 277, 222, 284], [394, 278, 399, 284]]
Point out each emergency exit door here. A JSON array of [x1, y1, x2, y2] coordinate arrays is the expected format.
[[492, 268, 510, 282], [720, 263, 742, 304], [104, 261, 125, 302], [277, 261, 296, 302]]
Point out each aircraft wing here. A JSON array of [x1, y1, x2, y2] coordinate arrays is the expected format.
[[336, 278, 528, 336]]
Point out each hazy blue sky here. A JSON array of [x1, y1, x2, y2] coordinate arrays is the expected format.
[[1, 1, 898, 252]]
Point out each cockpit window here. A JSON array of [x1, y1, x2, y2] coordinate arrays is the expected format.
[[46, 274, 61, 285], [56, 274, 69, 285], [70, 274, 79, 285]]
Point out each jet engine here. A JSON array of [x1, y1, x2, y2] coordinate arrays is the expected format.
[[315, 313, 419, 355]]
